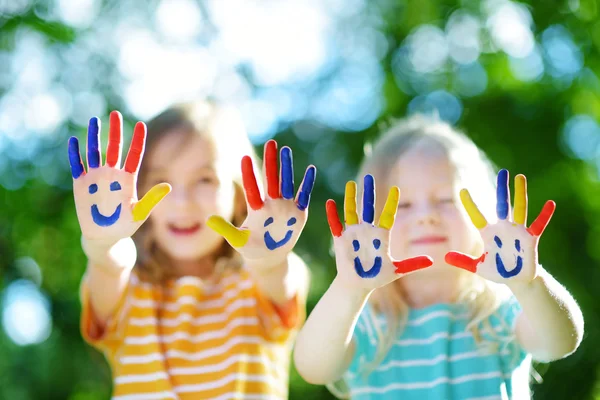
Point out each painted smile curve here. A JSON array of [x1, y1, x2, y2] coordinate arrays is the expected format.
[[354, 256, 382, 278], [495, 253, 523, 278], [264, 230, 293, 250], [91, 204, 122, 227]]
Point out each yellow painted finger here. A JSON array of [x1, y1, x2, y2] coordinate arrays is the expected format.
[[460, 189, 488, 229], [132, 183, 171, 222], [513, 174, 527, 225], [344, 181, 359, 225], [206, 215, 250, 247], [379, 186, 400, 230]]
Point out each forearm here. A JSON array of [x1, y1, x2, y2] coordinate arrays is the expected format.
[[246, 252, 308, 305], [294, 276, 371, 385], [510, 267, 584, 361], [82, 237, 137, 323]]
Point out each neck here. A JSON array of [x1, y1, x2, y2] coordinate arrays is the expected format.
[[170, 255, 217, 280], [397, 265, 467, 308]]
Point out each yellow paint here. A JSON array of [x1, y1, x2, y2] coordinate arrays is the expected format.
[[379, 186, 400, 230], [344, 181, 358, 225], [132, 183, 171, 222], [206, 215, 250, 247], [460, 189, 488, 229], [513, 174, 527, 225]]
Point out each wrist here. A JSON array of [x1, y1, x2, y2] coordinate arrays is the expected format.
[[82, 236, 136, 271], [330, 275, 373, 303], [244, 252, 289, 271]]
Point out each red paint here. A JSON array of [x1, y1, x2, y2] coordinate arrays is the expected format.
[[106, 111, 122, 168], [124, 122, 146, 174], [444, 251, 486, 273], [264, 140, 280, 199], [527, 200, 555, 237], [394, 256, 433, 274], [241, 156, 264, 210], [326, 199, 343, 237]]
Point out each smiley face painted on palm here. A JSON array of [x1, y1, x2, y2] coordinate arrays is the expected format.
[[352, 237, 383, 278], [493, 235, 523, 278], [264, 216, 297, 250], [89, 180, 123, 227]]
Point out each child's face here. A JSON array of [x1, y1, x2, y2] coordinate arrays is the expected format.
[[388, 142, 478, 267], [142, 131, 236, 262]]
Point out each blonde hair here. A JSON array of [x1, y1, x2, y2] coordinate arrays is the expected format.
[[132, 101, 258, 284], [328, 114, 515, 398]]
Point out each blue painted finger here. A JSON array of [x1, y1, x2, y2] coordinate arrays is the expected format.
[[496, 169, 509, 220], [87, 117, 101, 169], [297, 165, 316, 211], [68, 137, 85, 179], [363, 174, 375, 224], [281, 147, 294, 199]]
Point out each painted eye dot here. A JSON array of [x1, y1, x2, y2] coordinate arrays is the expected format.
[[264, 217, 274, 227], [494, 236, 502, 248], [352, 240, 360, 252], [373, 239, 381, 250], [88, 184, 98, 194], [515, 239, 521, 252], [287, 217, 297, 226], [110, 181, 122, 191]]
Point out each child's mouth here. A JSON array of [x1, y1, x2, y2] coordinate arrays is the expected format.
[[411, 235, 448, 245], [168, 223, 201, 236]]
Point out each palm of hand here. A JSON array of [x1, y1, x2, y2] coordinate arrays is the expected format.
[[327, 175, 433, 291], [207, 140, 316, 264], [446, 169, 555, 284], [69, 112, 170, 245]]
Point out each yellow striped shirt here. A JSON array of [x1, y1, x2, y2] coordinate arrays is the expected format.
[[80, 266, 303, 400]]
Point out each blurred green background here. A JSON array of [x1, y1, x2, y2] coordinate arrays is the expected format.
[[1, 0, 599, 398]]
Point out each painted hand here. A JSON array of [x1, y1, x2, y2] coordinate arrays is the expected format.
[[445, 169, 555, 284], [207, 140, 316, 265], [69, 111, 171, 244], [326, 175, 433, 291]]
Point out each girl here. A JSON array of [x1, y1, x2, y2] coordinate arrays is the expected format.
[[293, 115, 583, 399], [68, 101, 315, 399]]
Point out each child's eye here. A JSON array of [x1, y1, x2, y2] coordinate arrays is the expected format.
[[197, 176, 217, 185], [397, 202, 411, 209], [438, 198, 455, 204]]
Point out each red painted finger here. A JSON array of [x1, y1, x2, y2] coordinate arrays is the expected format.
[[527, 200, 556, 237], [326, 199, 343, 237], [393, 256, 433, 274], [124, 122, 146, 174], [444, 251, 485, 273], [106, 111, 123, 168], [264, 140, 280, 199], [242, 156, 264, 210]]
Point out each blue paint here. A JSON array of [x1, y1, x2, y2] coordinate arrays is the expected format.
[[495, 253, 523, 278], [89, 184, 98, 194], [496, 169, 509, 220], [494, 236, 502, 248], [88, 117, 101, 169], [297, 166, 316, 211], [515, 239, 521, 252], [281, 147, 294, 199], [353, 240, 360, 251], [68, 137, 85, 179], [363, 174, 375, 224], [287, 217, 296, 226], [264, 217, 274, 227], [264, 230, 293, 250], [373, 239, 381, 249], [354, 256, 382, 278], [91, 204, 122, 227], [110, 181, 122, 191]]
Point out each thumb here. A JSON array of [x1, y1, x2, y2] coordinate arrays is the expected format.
[[206, 215, 250, 248], [132, 183, 171, 222]]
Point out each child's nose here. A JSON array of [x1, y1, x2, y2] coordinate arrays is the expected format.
[[414, 203, 440, 225], [169, 186, 193, 208]]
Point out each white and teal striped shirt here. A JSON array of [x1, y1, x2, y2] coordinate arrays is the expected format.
[[344, 298, 531, 400]]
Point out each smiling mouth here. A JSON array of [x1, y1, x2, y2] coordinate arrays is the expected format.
[[91, 204, 122, 227], [264, 230, 293, 250], [354, 256, 382, 278], [411, 236, 448, 245], [169, 223, 201, 236]]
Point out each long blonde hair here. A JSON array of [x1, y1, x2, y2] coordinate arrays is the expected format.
[[328, 114, 515, 397], [132, 101, 258, 284]]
